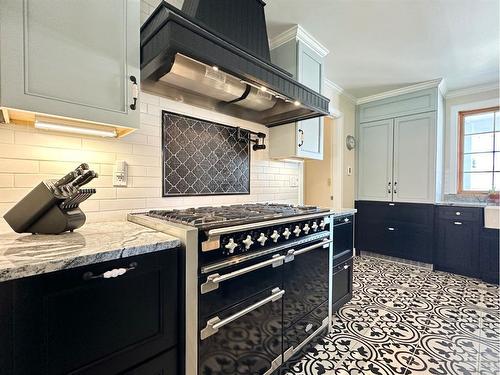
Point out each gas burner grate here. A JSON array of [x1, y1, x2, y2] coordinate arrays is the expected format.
[[146, 203, 328, 228]]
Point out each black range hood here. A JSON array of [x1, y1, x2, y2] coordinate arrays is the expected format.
[[140, 0, 330, 127]]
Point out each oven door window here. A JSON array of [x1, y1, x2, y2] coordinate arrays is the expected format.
[[199, 287, 283, 375]]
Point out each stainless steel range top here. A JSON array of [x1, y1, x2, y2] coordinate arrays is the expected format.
[[145, 203, 330, 230]]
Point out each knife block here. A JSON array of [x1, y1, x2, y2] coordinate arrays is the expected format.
[[3, 181, 93, 234]]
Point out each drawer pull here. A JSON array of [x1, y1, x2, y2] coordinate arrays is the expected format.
[[344, 264, 350, 270], [387, 227, 395, 231], [201, 287, 284, 340], [454, 221, 462, 225], [455, 212, 461, 216], [83, 262, 138, 281], [201, 254, 285, 294], [305, 323, 313, 332], [388, 203, 395, 206]]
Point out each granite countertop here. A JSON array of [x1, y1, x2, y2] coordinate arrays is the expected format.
[[0, 222, 181, 282], [331, 208, 357, 216], [435, 201, 490, 207]]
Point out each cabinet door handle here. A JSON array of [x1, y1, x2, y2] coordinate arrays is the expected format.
[[454, 221, 462, 225], [83, 262, 138, 280], [298, 129, 304, 147], [387, 227, 395, 231], [388, 181, 391, 194], [393, 181, 397, 194], [130, 75, 139, 110]]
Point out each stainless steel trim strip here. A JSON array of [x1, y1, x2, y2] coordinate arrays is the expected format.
[[200, 254, 285, 294], [205, 213, 332, 237], [200, 287, 285, 340], [200, 231, 330, 274]]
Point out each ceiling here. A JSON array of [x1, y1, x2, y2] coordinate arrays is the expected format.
[[264, 0, 500, 98]]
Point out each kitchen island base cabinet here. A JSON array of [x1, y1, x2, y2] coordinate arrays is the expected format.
[[5, 249, 179, 375], [122, 349, 177, 375]]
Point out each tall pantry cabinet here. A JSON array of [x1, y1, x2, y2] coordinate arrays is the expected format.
[[357, 88, 444, 203]]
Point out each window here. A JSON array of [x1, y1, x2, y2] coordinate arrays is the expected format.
[[458, 106, 500, 193]]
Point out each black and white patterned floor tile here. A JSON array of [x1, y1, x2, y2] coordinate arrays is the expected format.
[[281, 255, 499, 375]]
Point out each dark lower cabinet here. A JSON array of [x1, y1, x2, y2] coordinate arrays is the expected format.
[[355, 201, 434, 263], [480, 228, 500, 284], [435, 216, 480, 278], [3, 249, 180, 375], [356, 200, 498, 285]]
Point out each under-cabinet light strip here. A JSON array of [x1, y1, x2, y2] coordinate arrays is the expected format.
[[35, 121, 117, 138]]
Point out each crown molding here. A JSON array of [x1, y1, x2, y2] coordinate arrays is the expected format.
[[356, 78, 443, 105], [444, 82, 500, 99], [269, 25, 329, 57], [324, 78, 357, 104]]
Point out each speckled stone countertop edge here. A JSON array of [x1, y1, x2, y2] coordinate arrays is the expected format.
[[0, 222, 181, 283]]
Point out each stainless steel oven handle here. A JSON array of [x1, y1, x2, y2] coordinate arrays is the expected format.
[[285, 239, 332, 262], [200, 287, 285, 340], [201, 254, 285, 294]]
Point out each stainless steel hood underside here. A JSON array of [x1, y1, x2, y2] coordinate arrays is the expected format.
[[140, 0, 330, 127]]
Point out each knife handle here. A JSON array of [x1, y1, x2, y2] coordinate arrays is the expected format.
[[54, 171, 79, 187], [75, 163, 90, 174]]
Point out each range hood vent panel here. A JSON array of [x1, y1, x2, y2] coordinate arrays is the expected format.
[[141, 1, 329, 127], [182, 0, 271, 61]]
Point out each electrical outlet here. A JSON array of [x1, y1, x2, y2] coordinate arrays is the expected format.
[[289, 175, 299, 187], [113, 160, 128, 187]]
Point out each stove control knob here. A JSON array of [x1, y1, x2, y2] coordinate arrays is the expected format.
[[242, 235, 254, 250], [293, 225, 302, 237], [319, 220, 326, 230], [311, 222, 319, 232], [303, 223, 311, 234], [282, 227, 291, 240], [257, 233, 268, 246], [224, 238, 238, 254], [270, 230, 280, 243]]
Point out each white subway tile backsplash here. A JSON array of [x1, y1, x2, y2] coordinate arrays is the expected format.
[[0, 14, 299, 231], [0, 174, 14, 188], [0, 128, 14, 144]]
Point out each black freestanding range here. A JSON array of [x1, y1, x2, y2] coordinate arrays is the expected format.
[[129, 203, 335, 375]]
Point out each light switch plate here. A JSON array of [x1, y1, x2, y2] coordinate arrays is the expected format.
[[113, 160, 128, 187], [289, 175, 299, 187]]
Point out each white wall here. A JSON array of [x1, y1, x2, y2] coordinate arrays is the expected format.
[[443, 88, 500, 193], [0, 0, 300, 233]]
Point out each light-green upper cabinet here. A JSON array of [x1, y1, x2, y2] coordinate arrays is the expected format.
[[269, 28, 327, 160], [0, 0, 140, 131], [356, 86, 444, 203]]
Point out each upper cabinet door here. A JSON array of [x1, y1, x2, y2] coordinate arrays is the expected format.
[[358, 119, 394, 201], [296, 42, 323, 160], [393, 112, 436, 203], [0, 0, 140, 129]]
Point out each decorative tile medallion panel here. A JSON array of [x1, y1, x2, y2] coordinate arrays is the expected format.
[[162, 111, 250, 196]]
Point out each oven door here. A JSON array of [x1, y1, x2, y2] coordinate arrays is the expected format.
[[332, 257, 354, 312], [199, 286, 284, 375], [282, 238, 331, 329]]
